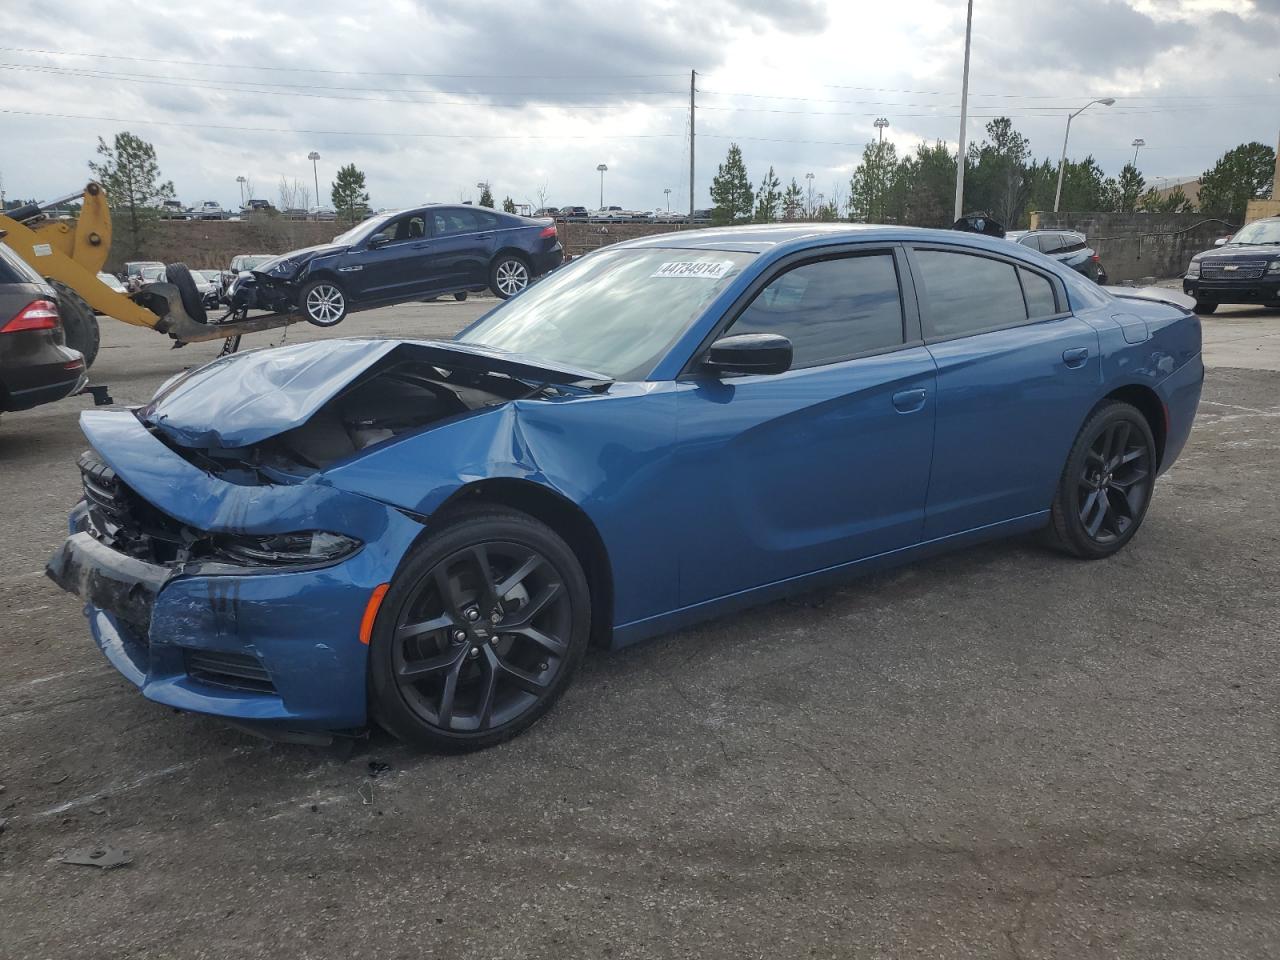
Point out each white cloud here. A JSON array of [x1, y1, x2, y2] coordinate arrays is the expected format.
[[0, 0, 1276, 211]]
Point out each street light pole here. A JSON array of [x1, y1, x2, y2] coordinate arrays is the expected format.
[[805, 172, 814, 218], [307, 152, 321, 209], [236, 175, 246, 208], [952, 0, 974, 222], [1131, 138, 1146, 167], [596, 163, 608, 209], [664, 187, 671, 212], [874, 117, 889, 143], [1053, 97, 1116, 213]]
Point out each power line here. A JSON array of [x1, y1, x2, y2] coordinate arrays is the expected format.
[[0, 46, 685, 80], [0, 107, 683, 140], [0, 63, 684, 109]]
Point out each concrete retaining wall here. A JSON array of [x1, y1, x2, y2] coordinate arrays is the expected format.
[[1028, 211, 1237, 283]]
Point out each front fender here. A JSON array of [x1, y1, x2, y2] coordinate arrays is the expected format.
[[324, 385, 681, 627]]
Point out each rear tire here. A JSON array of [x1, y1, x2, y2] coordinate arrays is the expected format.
[[454, 290, 469, 302], [490, 254, 531, 299], [1045, 400, 1157, 560], [368, 506, 590, 753], [165, 263, 208, 324], [48, 280, 100, 368], [1193, 299, 1218, 315]]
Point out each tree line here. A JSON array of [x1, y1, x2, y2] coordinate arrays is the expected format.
[[710, 118, 1277, 229]]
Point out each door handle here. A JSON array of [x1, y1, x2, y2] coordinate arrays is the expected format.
[[475, 232, 493, 239], [411, 241, 431, 249], [892, 388, 927, 413], [1062, 347, 1089, 368]]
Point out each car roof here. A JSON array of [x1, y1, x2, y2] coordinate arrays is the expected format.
[[610, 223, 1054, 257]]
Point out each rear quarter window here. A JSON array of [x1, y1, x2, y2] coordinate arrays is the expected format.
[[914, 249, 1027, 340], [0, 244, 45, 284]]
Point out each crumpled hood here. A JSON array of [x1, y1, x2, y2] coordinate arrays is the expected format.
[[138, 337, 611, 449], [255, 243, 347, 274]]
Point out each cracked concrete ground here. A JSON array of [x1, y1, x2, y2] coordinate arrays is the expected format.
[[1, 298, 1277, 959]]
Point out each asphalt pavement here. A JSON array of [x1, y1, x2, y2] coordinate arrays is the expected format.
[[1, 297, 1277, 959]]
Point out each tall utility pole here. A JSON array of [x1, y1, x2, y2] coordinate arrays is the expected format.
[[1053, 98, 1115, 212], [952, 0, 974, 221], [307, 151, 321, 209], [874, 117, 889, 143], [664, 187, 671, 212], [595, 165, 607, 208], [689, 69, 696, 221], [805, 172, 814, 218], [1131, 138, 1146, 167]]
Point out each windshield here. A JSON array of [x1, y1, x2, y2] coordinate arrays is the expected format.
[[233, 256, 271, 271], [333, 212, 395, 246], [457, 247, 756, 379], [1229, 220, 1280, 245]]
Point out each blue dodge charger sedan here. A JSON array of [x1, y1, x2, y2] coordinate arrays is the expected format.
[[48, 225, 1203, 752]]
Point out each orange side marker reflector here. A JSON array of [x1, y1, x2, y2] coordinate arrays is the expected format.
[[359, 583, 390, 645]]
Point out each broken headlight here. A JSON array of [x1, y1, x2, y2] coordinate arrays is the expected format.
[[214, 531, 362, 566], [1185, 258, 1201, 279]]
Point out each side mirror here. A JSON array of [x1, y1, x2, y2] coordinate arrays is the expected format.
[[1214, 237, 1229, 246], [368, 235, 391, 249], [703, 333, 793, 377]]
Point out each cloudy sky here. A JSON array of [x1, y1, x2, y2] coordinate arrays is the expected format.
[[2, 0, 1277, 214]]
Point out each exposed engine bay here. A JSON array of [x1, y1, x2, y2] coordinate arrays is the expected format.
[[146, 354, 561, 486]]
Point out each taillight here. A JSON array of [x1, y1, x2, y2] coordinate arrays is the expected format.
[[1090, 254, 1101, 262], [0, 299, 60, 333], [538, 224, 557, 239]]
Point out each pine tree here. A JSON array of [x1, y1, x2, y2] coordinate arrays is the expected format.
[[1199, 142, 1277, 222], [87, 131, 175, 250], [849, 141, 898, 222], [502, 196, 517, 213], [709, 143, 754, 224], [752, 165, 781, 223], [782, 178, 804, 221], [331, 164, 370, 222], [478, 184, 495, 208], [1115, 163, 1146, 213]]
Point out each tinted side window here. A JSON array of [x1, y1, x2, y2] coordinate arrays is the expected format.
[[914, 250, 1027, 340], [0, 244, 42, 284], [476, 211, 500, 229], [728, 254, 904, 368], [432, 209, 481, 235], [1019, 268, 1059, 319]]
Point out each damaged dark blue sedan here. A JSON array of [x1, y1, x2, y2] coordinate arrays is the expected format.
[[47, 225, 1203, 752]]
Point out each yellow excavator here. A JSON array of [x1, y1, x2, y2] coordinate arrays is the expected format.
[[0, 181, 303, 367]]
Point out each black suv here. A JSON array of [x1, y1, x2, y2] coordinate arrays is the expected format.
[[1183, 217, 1280, 314], [0, 240, 86, 416], [1006, 230, 1108, 284], [233, 205, 564, 327]]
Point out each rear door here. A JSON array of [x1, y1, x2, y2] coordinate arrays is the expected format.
[[348, 211, 433, 301], [676, 246, 938, 605], [425, 208, 499, 291], [907, 245, 1101, 538]]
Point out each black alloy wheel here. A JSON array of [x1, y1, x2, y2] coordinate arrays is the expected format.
[[1047, 400, 1156, 559], [369, 507, 590, 752]]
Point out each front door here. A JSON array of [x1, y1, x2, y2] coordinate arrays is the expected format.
[[907, 245, 1102, 538], [676, 248, 938, 606], [348, 211, 432, 301]]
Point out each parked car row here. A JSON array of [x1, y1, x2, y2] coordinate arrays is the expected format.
[[533, 206, 712, 224], [1006, 230, 1108, 284]]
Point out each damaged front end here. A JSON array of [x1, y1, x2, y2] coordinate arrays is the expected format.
[[46, 338, 611, 734]]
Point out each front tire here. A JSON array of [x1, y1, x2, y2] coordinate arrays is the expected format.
[[1046, 401, 1157, 559], [48, 280, 100, 368], [369, 506, 591, 753], [490, 254, 531, 299], [165, 263, 208, 324], [1194, 299, 1218, 315], [300, 279, 348, 327]]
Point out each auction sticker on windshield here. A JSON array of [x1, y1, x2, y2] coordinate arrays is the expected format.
[[652, 260, 736, 279]]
